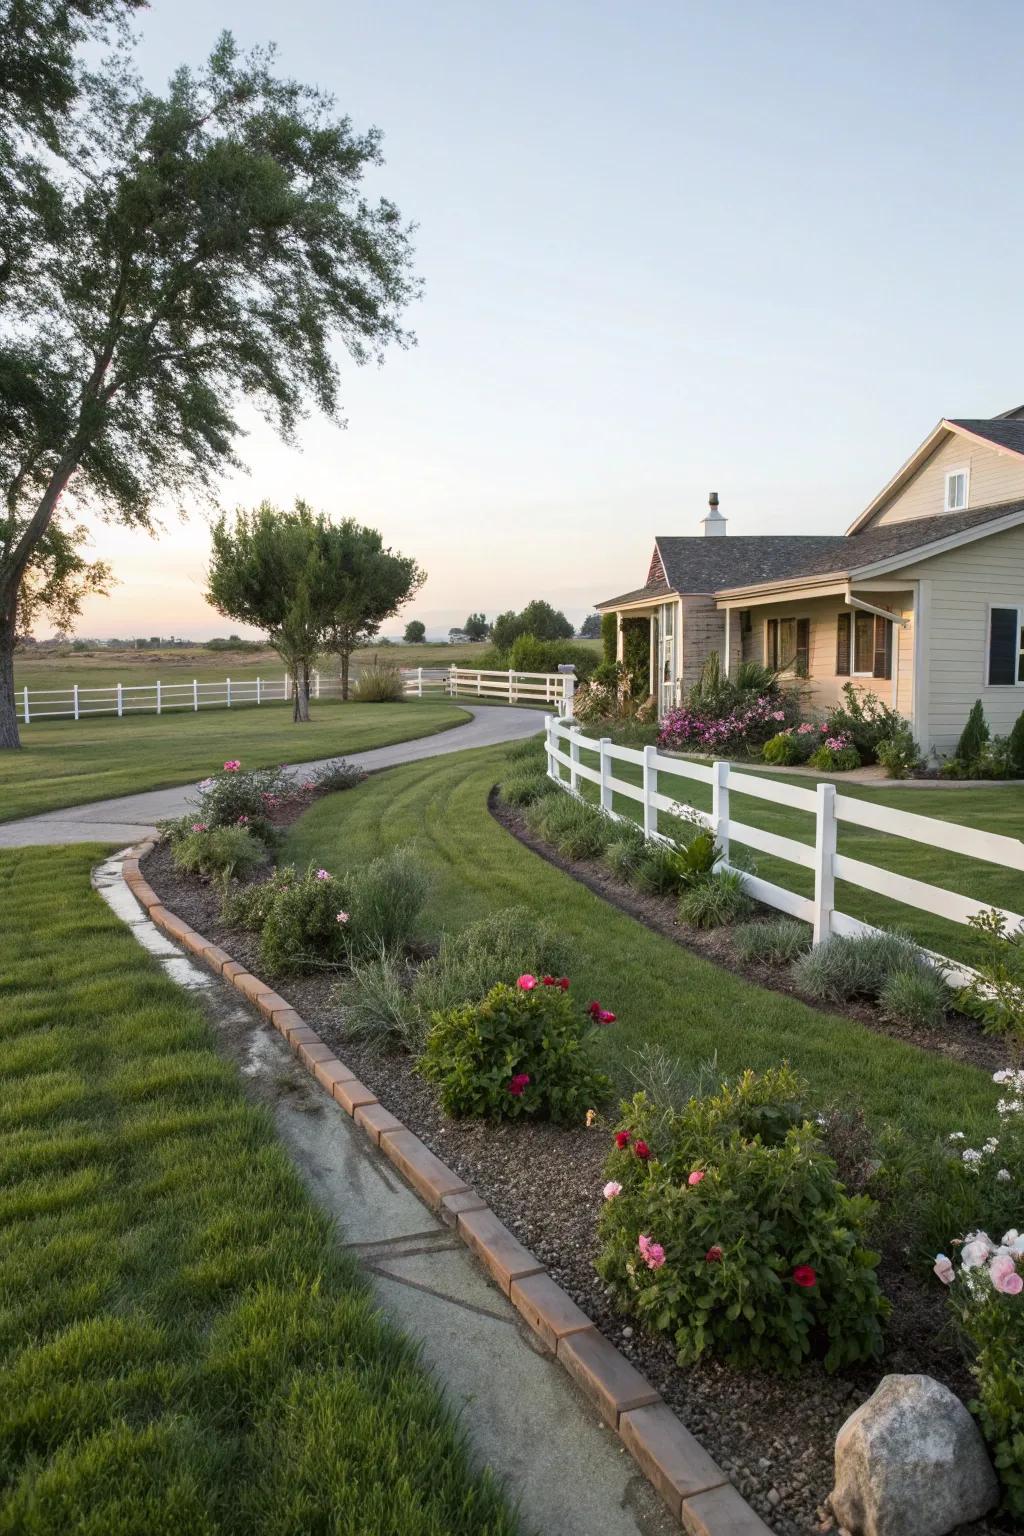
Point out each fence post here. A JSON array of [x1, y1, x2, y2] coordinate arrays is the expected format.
[[73, 684, 80, 721], [812, 782, 837, 946], [642, 744, 658, 839], [712, 760, 730, 867], [508, 668, 515, 703], [417, 666, 423, 697], [193, 679, 199, 711], [562, 673, 576, 720], [155, 680, 161, 716], [23, 685, 30, 724], [226, 677, 232, 708], [569, 725, 581, 793], [116, 682, 123, 718], [256, 677, 261, 705], [314, 670, 321, 699], [599, 736, 612, 814], [544, 713, 556, 781]]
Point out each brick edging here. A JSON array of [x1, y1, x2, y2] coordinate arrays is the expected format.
[[120, 841, 772, 1536]]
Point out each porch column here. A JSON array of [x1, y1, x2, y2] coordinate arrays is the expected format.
[[615, 616, 624, 663], [911, 579, 931, 755], [723, 606, 732, 678]]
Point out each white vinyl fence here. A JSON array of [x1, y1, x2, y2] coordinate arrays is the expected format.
[[544, 716, 1024, 986], [19, 665, 576, 723]]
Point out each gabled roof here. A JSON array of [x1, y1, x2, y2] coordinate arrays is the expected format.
[[846, 412, 1024, 533]]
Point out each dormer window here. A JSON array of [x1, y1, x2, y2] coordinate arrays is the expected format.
[[945, 467, 969, 512]]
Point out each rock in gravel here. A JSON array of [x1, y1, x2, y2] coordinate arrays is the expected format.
[[830, 1374, 998, 1536]]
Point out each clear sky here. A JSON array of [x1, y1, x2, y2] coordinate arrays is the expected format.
[[68, 0, 1024, 640]]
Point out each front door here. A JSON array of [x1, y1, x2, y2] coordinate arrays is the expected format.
[[658, 602, 677, 714]]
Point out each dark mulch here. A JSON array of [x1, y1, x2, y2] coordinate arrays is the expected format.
[[490, 793, 1010, 1073], [141, 838, 1005, 1536]]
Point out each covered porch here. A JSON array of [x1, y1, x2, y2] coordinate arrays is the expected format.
[[598, 593, 685, 714]]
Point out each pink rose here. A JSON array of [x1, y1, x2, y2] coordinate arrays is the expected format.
[[932, 1254, 955, 1285], [315, 869, 331, 881], [637, 1234, 666, 1270], [223, 760, 241, 772], [603, 1181, 622, 1200], [990, 1254, 1024, 1295], [517, 974, 537, 991], [687, 1170, 705, 1186], [190, 822, 207, 833], [336, 911, 349, 925]]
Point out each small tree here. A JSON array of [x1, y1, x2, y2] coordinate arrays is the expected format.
[[207, 502, 336, 722], [578, 613, 601, 639], [404, 620, 426, 644], [323, 521, 424, 699], [955, 700, 989, 765], [491, 599, 572, 653], [464, 612, 489, 641]]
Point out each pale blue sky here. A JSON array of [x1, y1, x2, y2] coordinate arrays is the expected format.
[[77, 0, 1024, 638]]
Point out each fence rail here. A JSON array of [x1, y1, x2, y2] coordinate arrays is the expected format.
[[544, 716, 1024, 986], [403, 666, 575, 711]]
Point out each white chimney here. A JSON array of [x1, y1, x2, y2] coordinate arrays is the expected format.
[[701, 491, 726, 536]]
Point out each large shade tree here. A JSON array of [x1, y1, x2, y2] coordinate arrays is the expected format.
[[0, 24, 415, 746]]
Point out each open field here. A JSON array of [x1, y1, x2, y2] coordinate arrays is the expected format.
[[0, 700, 468, 824], [13, 639, 601, 693], [565, 736, 1024, 971], [0, 844, 517, 1536], [283, 743, 1000, 1145]]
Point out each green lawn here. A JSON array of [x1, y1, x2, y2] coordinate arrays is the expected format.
[[0, 701, 469, 823], [0, 845, 517, 1536], [283, 743, 1002, 1145], [566, 739, 1024, 970]]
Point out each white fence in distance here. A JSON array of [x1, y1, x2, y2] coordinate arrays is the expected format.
[[544, 715, 1024, 987], [18, 665, 576, 723]]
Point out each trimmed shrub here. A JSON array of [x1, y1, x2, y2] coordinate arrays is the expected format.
[[603, 820, 650, 882], [601, 610, 617, 665], [420, 976, 613, 1123], [1010, 710, 1024, 776], [353, 660, 405, 702], [223, 862, 298, 929], [506, 633, 600, 682], [258, 863, 355, 974], [347, 847, 430, 958], [808, 742, 861, 772], [501, 770, 557, 808], [762, 731, 799, 766], [534, 793, 615, 860], [413, 906, 574, 1024], [732, 917, 812, 966], [876, 728, 921, 780], [170, 825, 267, 881], [188, 761, 290, 842], [878, 964, 949, 1029], [825, 685, 909, 765], [956, 699, 990, 764], [792, 930, 935, 1008], [307, 758, 367, 792], [679, 869, 753, 929], [596, 1067, 887, 1373]]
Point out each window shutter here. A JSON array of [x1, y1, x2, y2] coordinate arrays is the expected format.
[[795, 618, 810, 675], [766, 617, 779, 669], [989, 608, 1019, 685], [836, 613, 851, 676], [872, 617, 893, 680]]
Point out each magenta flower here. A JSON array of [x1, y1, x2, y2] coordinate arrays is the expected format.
[[315, 869, 331, 881], [236, 814, 249, 825], [507, 1073, 531, 1097], [637, 1234, 666, 1270], [517, 974, 537, 991], [223, 760, 241, 772], [687, 1170, 705, 1187]]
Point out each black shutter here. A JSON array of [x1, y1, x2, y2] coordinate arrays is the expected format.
[[766, 618, 778, 669], [836, 613, 851, 676], [872, 617, 893, 680], [989, 607, 1019, 685], [796, 618, 810, 675]]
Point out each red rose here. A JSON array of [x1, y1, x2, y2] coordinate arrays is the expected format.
[[615, 1130, 631, 1150], [633, 1140, 651, 1161], [557, 976, 570, 990], [598, 1009, 616, 1024], [507, 1073, 531, 1097], [792, 1265, 817, 1289], [542, 975, 556, 986], [705, 1245, 723, 1263], [587, 1000, 601, 1018]]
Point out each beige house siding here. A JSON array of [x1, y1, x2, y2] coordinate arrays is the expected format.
[[739, 593, 913, 719], [870, 434, 1024, 529], [680, 594, 723, 689], [892, 524, 1024, 751]]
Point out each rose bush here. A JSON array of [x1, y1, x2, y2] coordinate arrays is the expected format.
[[596, 1066, 888, 1373], [419, 975, 614, 1123]]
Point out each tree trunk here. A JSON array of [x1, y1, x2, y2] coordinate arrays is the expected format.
[[293, 667, 311, 723], [0, 593, 21, 749], [341, 649, 350, 701]]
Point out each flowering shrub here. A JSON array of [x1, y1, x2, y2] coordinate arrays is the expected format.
[[187, 761, 291, 843], [255, 862, 355, 974], [933, 1227, 1024, 1514], [658, 694, 798, 757], [825, 685, 909, 766], [419, 975, 613, 1123], [170, 824, 267, 881], [595, 1067, 888, 1372], [807, 736, 861, 772]]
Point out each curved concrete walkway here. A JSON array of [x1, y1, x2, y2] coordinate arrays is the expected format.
[[0, 704, 544, 848]]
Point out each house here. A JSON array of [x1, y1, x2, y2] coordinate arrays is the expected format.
[[595, 409, 1024, 755]]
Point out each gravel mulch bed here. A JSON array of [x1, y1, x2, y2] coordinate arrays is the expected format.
[[141, 836, 1006, 1536]]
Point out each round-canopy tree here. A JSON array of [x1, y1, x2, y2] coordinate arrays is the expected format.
[[0, 25, 416, 746], [404, 619, 426, 644], [323, 520, 424, 698]]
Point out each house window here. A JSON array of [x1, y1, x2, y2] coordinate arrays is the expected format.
[[988, 606, 1024, 685], [945, 468, 969, 512], [837, 612, 892, 680], [766, 616, 810, 674]]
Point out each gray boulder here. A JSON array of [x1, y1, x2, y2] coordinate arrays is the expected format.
[[830, 1373, 998, 1536]]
